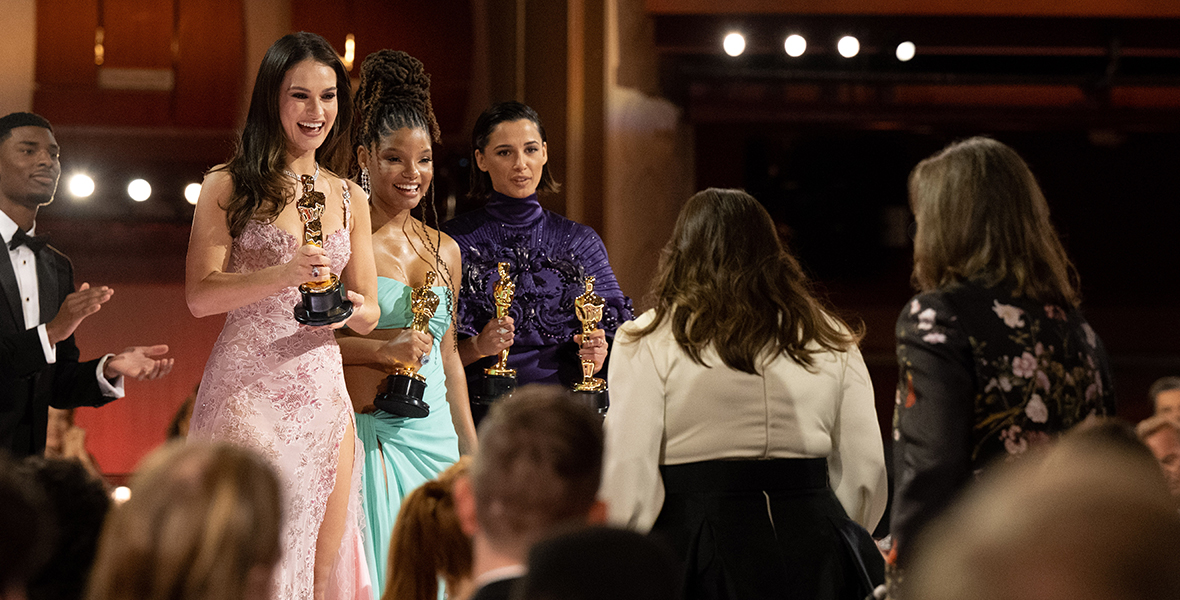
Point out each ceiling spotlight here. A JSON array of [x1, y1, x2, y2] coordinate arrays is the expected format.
[[896, 41, 916, 62], [784, 34, 806, 58], [723, 32, 746, 57], [837, 35, 860, 58], [184, 183, 202, 205], [68, 174, 95, 198], [128, 179, 151, 202]]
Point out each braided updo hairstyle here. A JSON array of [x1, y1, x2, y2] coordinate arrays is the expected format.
[[354, 50, 440, 151], [352, 50, 455, 332]]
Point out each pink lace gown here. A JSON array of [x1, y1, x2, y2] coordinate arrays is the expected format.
[[189, 199, 370, 600]]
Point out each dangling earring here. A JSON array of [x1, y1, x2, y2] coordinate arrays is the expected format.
[[360, 167, 371, 195]]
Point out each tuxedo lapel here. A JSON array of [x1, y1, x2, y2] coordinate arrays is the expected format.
[[36, 248, 62, 324], [0, 250, 24, 329]]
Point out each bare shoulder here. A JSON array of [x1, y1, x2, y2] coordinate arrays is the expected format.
[[201, 166, 234, 194]]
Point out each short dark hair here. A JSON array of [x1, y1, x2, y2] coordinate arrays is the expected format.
[[1149, 377, 1180, 410], [515, 526, 680, 600], [471, 385, 602, 551], [0, 112, 53, 143], [468, 101, 560, 199], [22, 457, 111, 600], [0, 451, 55, 592]]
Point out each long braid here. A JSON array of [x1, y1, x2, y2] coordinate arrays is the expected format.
[[353, 50, 456, 339]]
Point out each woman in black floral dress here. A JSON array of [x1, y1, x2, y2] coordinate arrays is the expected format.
[[890, 137, 1116, 569]]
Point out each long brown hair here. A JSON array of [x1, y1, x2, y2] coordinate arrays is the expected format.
[[910, 136, 1080, 306], [383, 457, 473, 600], [219, 32, 354, 237], [632, 188, 859, 374], [85, 442, 281, 600]]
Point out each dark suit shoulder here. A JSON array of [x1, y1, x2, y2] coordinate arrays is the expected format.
[[469, 577, 520, 600]]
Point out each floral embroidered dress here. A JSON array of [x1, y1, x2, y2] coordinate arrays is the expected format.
[[189, 179, 369, 600], [890, 280, 1115, 564], [441, 191, 633, 394]]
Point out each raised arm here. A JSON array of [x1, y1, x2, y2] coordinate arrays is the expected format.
[[185, 170, 330, 317]]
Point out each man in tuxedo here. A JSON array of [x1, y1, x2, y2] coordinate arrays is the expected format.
[[0, 112, 173, 457], [453, 385, 607, 600]]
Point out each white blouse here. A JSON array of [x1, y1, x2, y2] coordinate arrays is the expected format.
[[599, 310, 888, 533]]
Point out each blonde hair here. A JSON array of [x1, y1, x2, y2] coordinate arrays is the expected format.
[[910, 137, 1080, 307], [383, 457, 473, 600], [85, 442, 282, 600]]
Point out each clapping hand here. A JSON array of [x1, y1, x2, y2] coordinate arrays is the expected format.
[[46, 283, 113, 345], [103, 345, 174, 381]]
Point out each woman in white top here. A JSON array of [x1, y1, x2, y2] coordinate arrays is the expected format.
[[600, 188, 888, 600]]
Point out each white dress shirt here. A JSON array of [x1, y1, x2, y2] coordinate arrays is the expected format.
[[0, 211, 122, 397], [600, 309, 888, 533]]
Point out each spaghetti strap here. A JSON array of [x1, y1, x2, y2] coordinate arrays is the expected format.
[[341, 178, 352, 230]]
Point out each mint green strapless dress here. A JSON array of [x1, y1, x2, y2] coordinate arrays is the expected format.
[[357, 277, 459, 599]]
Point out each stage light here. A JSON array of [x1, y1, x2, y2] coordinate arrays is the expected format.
[[838, 36, 860, 58], [784, 34, 806, 57], [723, 32, 746, 57], [344, 34, 356, 71], [896, 41, 916, 62], [128, 179, 151, 202], [112, 486, 131, 503], [185, 183, 202, 205], [68, 174, 95, 198]]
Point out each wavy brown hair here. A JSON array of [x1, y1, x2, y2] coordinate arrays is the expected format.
[[382, 457, 472, 600], [910, 136, 1080, 307], [218, 32, 353, 237], [632, 188, 859, 374]]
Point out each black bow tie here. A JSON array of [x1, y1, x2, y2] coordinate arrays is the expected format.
[[8, 229, 48, 253]]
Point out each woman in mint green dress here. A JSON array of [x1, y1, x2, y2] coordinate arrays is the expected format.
[[336, 50, 478, 599]]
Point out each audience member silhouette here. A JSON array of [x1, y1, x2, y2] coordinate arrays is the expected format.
[[512, 526, 679, 600], [85, 442, 282, 600], [453, 385, 606, 600], [383, 457, 474, 600], [20, 457, 110, 600], [0, 451, 53, 600], [905, 426, 1180, 600]]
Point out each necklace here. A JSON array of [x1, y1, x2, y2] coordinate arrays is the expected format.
[[283, 163, 319, 185]]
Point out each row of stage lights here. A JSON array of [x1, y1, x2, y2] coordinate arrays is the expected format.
[[722, 32, 917, 62], [66, 174, 202, 205]]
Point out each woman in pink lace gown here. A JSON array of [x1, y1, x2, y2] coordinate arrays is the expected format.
[[185, 33, 380, 600]]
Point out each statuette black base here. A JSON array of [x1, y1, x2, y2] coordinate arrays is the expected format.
[[475, 374, 516, 405], [294, 280, 352, 326], [374, 374, 429, 418], [571, 389, 609, 415]]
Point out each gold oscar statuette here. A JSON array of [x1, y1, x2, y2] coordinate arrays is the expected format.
[[477, 262, 517, 404], [292, 168, 352, 325], [572, 276, 607, 393], [485, 262, 516, 378], [374, 272, 438, 418]]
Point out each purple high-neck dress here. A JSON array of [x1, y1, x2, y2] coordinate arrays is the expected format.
[[442, 191, 633, 395]]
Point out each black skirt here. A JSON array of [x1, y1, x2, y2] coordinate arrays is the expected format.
[[651, 458, 883, 600]]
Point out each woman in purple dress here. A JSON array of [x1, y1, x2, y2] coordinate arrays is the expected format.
[[442, 102, 632, 406]]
